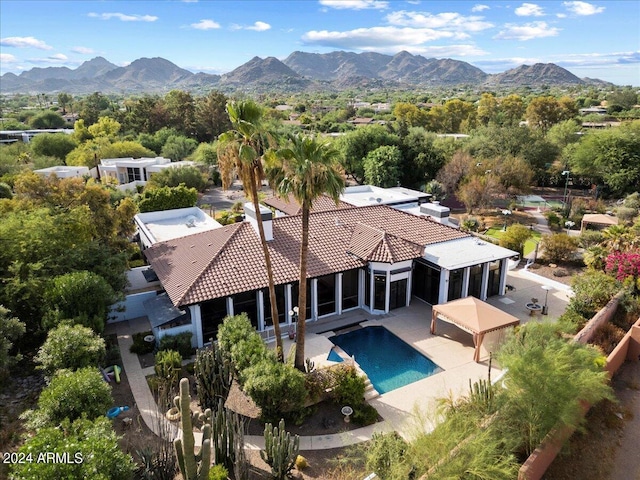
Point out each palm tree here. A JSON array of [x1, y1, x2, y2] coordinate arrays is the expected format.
[[266, 134, 345, 371], [217, 100, 284, 360]]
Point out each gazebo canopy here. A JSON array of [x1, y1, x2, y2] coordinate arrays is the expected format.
[[431, 296, 520, 362], [581, 213, 618, 231]]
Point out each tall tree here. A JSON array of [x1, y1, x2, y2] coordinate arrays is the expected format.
[[195, 91, 231, 142], [266, 134, 345, 371], [218, 100, 285, 360]]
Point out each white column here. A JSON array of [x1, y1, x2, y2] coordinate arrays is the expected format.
[[286, 284, 293, 324], [311, 278, 318, 320], [337, 272, 343, 315], [439, 269, 450, 304], [226, 297, 234, 317], [257, 290, 265, 331], [385, 272, 390, 313], [190, 305, 203, 348], [480, 263, 490, 301], [499, 259, 508, 296], [462, 267, 470, 298]]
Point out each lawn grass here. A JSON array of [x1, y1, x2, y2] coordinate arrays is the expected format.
[[485, 226, 541, 256]]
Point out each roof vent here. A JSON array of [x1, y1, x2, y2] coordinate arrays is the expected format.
[[376, 197, 382, 203], [185, 215, 197, 227]]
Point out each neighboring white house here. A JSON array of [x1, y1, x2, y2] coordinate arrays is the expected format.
[[34, 165, 90, 179], [98, 157, 196, 191]]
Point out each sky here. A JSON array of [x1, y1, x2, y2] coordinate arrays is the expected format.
[[1, 0, 638, 85]]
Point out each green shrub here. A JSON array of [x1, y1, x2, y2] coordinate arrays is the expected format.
[[10, 417, 135, 480], [353, 403, 379, 426], [579, 230, 604, 248], [37, 368, 112, 426], [43, 271, 117, 334], [154, 349, 182, 387], [217, 314, 272, 377], [243, 360, 306, 422], [158, 332, 193, 358], [540, 233, 579, 264], [129, 331, 155, 355], [208, 464, 229, 480], [365, 433, 409, 480], [499, 223, 533, 257], [570, 270, 620, 318], [496, 322, 614, 456], [35, 323, 105, 375], [544, 210, 562, 230], [332, 365, 365, 407]]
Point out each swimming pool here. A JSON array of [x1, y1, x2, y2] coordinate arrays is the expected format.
[[328, 326, 442, 394]]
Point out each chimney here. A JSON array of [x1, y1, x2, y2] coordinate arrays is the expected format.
[[244, 202, 273, 241]]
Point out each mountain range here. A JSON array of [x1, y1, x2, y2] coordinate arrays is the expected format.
[[0, 50, 603, 95]]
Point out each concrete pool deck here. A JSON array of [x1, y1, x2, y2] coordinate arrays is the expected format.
[[110, 268, 571, 448]]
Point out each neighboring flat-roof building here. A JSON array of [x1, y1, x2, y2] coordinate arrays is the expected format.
[[142, 201, 517, 347], [34, 165, 90, 179], [99, 157, 196, 191]]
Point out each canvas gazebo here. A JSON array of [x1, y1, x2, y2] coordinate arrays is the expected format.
[[431, 297, 520, 362], [580, 213, 618, 232]]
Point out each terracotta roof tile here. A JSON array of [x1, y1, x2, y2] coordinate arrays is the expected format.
[[145, 204, 468, 306], [263, 193, 351, 216]]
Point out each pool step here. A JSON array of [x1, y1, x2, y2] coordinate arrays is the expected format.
[[363, 378, 380, 401]]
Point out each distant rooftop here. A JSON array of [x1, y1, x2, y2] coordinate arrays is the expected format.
[[339, 185, 430, 208], [135, 207, 222, 245]]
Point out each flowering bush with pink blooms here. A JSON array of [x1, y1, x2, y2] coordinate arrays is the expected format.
[[605, 250, 640, 285]]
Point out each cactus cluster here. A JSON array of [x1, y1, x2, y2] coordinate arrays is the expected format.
[[260, 419, 300, 480], [210, 399, 248, 480], [194, 343, 232, 410], [173, 378, 211, 480]]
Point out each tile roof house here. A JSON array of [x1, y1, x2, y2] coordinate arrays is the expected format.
[[142, 201, 517, 348]]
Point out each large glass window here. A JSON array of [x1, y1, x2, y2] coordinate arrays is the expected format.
[[412, 261, 441, 305], [233, 290, 258, 329], [126, 167, 141, 183], [262, 284, 286, 328], [341, 269, 359, 310], [317, 274, 336, 317], [200, 297, 227, 343], [374, 274, 386, 311], [291, 281, 312, 321], [469, 265, 484, 298], [448, 268, 464, 301], [389, 278, 407, 310], [487, 260, 502, 297]]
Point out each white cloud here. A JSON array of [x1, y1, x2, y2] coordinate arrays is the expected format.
[[515, 3, 545, 17], [231, 21, 271, 31], [472, 4, 490, 12], [0, 36, 53, 50], [191, 19, 221, 30], [319, 0, 388, 10], [0, 53, 18, 63], [28, 53, 71, 65], [386, 11, 493, 32], [87, 12, 158, 22], [495, 21, 560, 41], [247, 21, 271, 31], [71, 46, 95, 54], [556, 13, 567, 18], [303, 26, 456, 50], [563, 1, 605, 15]]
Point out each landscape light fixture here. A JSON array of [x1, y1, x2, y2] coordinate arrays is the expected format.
[[562, 170, 571, 211], [541, 285, 553, 315], [502, 209, 512, 231]]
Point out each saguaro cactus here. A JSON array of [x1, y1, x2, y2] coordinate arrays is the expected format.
[[173, 378, 211, 480], [260, 419, 300, 480]]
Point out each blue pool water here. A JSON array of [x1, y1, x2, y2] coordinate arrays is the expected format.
[[328, 326, 442, 394]]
